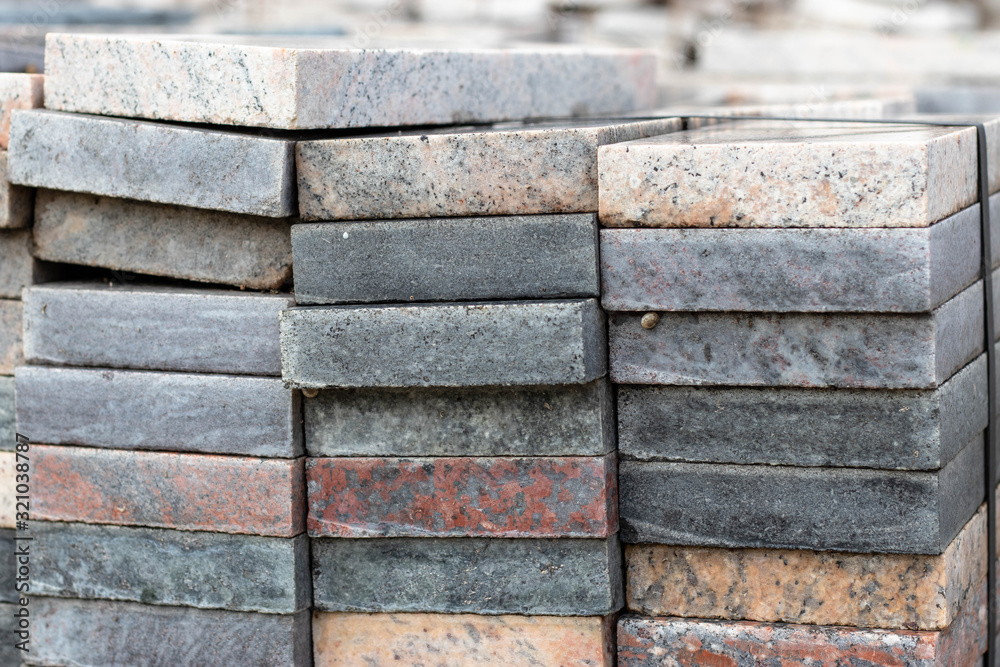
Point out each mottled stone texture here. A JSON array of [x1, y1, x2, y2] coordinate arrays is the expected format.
[[0, 228, 51, 299], [44, 33, 657, 129], [281, 299, 606, 389], [0, 529, 14, 603], [0, 298, 22, 375], [33, 445, 305, 537], [0, 452, 12, 528], [312, 535, 623, 615], [600, 201, 981, 313], [23, 283, 292, 376], [599, 123, 981, 229], [620, 434, 984, 554], [306, 455, 617, 538], [609, 280, 983, 389], [0, 376, 13, 452], [626, 504, 986, 630], [0, 150, 32, 229], [33, 522, 309, 613], [0, 73, 42, 150], [33, 190, 293, 289], [291, 214, 600, 304], [297, 119, 679, 221], [28, 599, 312, 667], [618, 582, 987, 667], [305, 379, 614, 457], [314, 613, 615, 667], [16, 366, 302, 457], [0, 603, 17, 666], [617, 354, 987, 470], [8, 110, 296, 216]]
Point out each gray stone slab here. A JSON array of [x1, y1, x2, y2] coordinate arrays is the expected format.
[[0, 297, 22, 375], [0, 228, 46, 299], [618, 354, 988, 471], [33, 190, 294, 290], [619, 432, 984, 554], [281, 299, 607, 389], [8, 110, 296, 217], [307, 379, 614, 457], [601, 197, 987, 313], [296, 119, 680, 220], [16, 366, 302, 457], [23, 283, 293, 376], [312, 535, 623, 616], [27, 599, 311, 667], [291, 214, 600, 305], [0, 603, 17, 666], [0, 529, 13, 603], [33, 521, 310, 614], [0, 149, 31, 229], [609, 280, 983, 389], [0, 376, 13, 453]]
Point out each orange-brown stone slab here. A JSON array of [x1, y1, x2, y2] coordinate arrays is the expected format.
[[306, 455, 617, 538], [626, 504, 986, 631], [33, 445, 305, 537], [313, 612, 615, 667]]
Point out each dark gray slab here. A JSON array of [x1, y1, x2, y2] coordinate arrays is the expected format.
[[33, 522, 310, 613], [292, 214, 600, 305], [23, 282, 293, 376], [312, 535, 623, 616], [619, 433, 984, 554], [27, 599, 311, 667], [307, 379, 614, 457], [281, 299, 607, 389], [609, 280, 983, 389], [0, 375, 13, 452], [0, 603, 18, 666], [8, 110, 296, 217], [618, 354, 987, 470], [0, 529, 13, 603], [16, 366, 302, 457]]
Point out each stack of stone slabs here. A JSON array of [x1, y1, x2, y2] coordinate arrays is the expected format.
[[598, 119, 1000, 666]]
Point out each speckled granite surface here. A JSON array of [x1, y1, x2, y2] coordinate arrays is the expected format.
[[0, 299, 21, 375], [0, 73, 42, 150]]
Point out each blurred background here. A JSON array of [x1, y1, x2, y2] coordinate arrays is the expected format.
[[2, 0, 998, 110]]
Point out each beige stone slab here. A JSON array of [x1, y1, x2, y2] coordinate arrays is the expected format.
[[0, 73, 42, 151], [0, 452, 12, 529], [313, 613, 614, 667], [0, 150, 32, 229], [0, 299, 21, 375]]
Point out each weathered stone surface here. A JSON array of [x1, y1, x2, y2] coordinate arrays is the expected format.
[[617, 581, 987, 667], [16, 366, 302, 458], [0, 376, 13, 452], [33, 445, 305, 537], [617, 354, 987, 470], [0, 150, 32, 229], [599, 123, 983, 229], [0, 452, 12, 529], [44, 33, 657, 129], [281, 299, 606, 389], [619, 434, 984, 553], [609, 280, 983, 389], [8, 110, 296, 216], [0, 529, 14, 603], [23, 283, 292, 376], [0, 298, 22, 375], [0, 603, 17, 666], [626, 504, 985, 630], [305, 379, 614, 457], [0, 73, 42, 150], [33, 190, 293, 289], [28, 599, 311, 667], [306, 455, 617, 539], [312, 535, 623, 615], [0, 228, 52, 299], [314, 613, 614, 667], [291, 214, 600, 304], [297, 119, 680, 221], [32, 522, 309, 613], [600, 198, 986, 313]]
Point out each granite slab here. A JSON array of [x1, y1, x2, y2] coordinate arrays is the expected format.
[[291, 214, 600, 304], [0, 150, 32, 229], [0, 73, 42, 150], [33, 445, 305, 537], [43, 33, 657, 129], [280, 299, 606, 389], [0, 603, 16, 666], [28, 599, 311, 667], [8, 110, 296, 216], [609, 279, 983, 389], [312, 535, 623, 615], [305, 379, 614, 457], [0, 298, 22, 375], [16, 366, 302, 458], [618, 433, 984, 554], [0, 228, 52, 299], [616, 354, 987, 470], [0, 452, 12, 529], [33, 190, 294, 289], [23, 283, 293, 376], [0, 376, 12, 452], [0, 529, 13, 603], [296, 119, 680, 220]]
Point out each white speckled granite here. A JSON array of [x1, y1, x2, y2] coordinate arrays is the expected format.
[[599, 123, 983, 228], [43, 33, 657, 130], [0, 73, 42, 150], [298, 119, 680, 220]]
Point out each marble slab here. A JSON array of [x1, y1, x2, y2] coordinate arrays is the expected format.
[[291, 214, 600, 304], [0, 298, 21, 375], [0, 73, 42, 150], [8, 110, 296, 217], [0, 150, 32, 229], [43, 33, 657, 129], [296, 119, 680, 220]]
